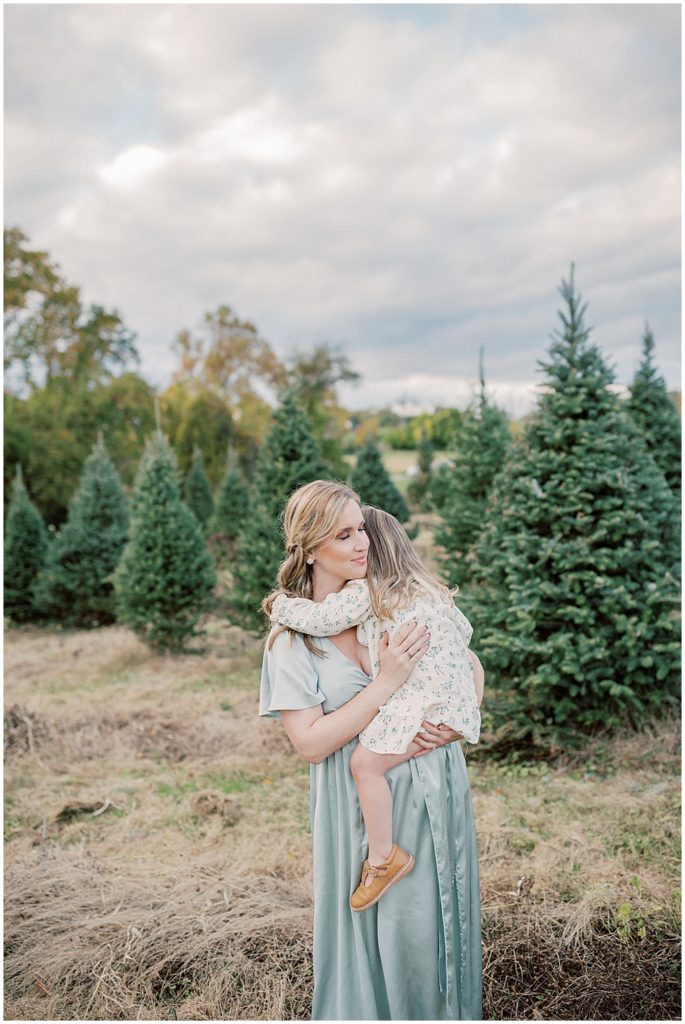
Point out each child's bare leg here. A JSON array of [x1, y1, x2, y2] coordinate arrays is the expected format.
[[350, 741, 421, 867]]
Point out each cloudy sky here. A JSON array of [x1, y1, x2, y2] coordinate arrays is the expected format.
[[4, 3, 681, 415]]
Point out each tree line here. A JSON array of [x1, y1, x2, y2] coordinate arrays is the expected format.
[[4, 230, 681, 753]]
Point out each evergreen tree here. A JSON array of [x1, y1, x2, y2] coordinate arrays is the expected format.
[[231, 391, 331, 631], [407, 429, 434, 510], [114, 430, 216, 652], [435, 350, 511, 586], [429, 460, 454, 514], [34, 437, 129, 626], [625, 325, 681, 495], [466, 268, 680, 752], [4, 466, 48, 622], [348, 436, 411, 524], [184, 447, 214, 530], [208, 454, 249, 541]]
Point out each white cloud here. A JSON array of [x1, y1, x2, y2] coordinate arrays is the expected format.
[[99, 145, 167, 189]]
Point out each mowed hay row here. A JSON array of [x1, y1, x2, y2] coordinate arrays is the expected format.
[[5, 622, 682, 1020], [5, 845, 313, 1021], [473, 713, 681, 1021]]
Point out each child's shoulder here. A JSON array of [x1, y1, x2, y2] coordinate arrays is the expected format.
[[397, 586, 448, 618]]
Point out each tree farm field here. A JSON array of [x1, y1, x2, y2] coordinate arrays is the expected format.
[[4, 616, 680, 1021]]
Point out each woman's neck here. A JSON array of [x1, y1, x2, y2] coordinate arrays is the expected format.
[[312, 571, 347, 603]]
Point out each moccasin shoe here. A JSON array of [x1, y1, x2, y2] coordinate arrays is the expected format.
[[350, 843, 415, 911]]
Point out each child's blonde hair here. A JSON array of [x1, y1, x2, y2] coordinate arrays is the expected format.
[[262, 479, 361, 652], [363, 505, 457, 619]]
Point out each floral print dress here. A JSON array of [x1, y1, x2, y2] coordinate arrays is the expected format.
[[271, 580, 481, 754]]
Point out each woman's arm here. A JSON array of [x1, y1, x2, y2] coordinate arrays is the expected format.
[[271, 580, 370, 636], [281, 621, 429, 764]]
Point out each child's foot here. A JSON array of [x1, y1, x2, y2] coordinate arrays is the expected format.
[[350, 843, 415, 911]]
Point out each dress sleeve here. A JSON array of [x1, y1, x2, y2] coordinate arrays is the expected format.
[[259, 630, 326, 718], [270, 579, 371, 636]]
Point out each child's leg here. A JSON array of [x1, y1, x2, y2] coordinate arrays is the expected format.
[[350, 741, 421, 867]]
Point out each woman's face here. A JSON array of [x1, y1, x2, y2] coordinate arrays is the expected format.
[[311, 499, 370, 590]]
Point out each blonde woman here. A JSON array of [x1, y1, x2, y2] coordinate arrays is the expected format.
[[270, 505, 484, 913], [259, 481, 482, 1021]]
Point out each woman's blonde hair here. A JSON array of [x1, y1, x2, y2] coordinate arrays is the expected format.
[[262, 479, 361, 653], [363, 505, 457, 619]]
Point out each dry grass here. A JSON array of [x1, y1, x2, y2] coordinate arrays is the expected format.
[[4, 620, 681, 1020]]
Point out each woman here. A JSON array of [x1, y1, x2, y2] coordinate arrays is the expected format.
[[259, 480, 483, 1020]]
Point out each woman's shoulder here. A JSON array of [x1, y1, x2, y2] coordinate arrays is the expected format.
[[260, 629, 325, 718], [267, 627, 314, 661]]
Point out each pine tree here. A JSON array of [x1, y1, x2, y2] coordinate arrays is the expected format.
[[231, 391, 331, 631], [4, 466, 49, 622], [34, 437, 129, 626], [435, 350, 511, 586], [406, 429, 434, 510], [625, 325, 681, 495], [114, 430, 216, 652], [466, 268, 680, 752], [184, 447, 214, 530], [348, 435, 411, 523], [208, 456, 249, 541]]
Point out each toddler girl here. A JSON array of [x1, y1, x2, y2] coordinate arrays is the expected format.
[[270, 504, 483, 911]]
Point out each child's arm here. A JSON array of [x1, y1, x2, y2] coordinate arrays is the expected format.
[[271, 579, 371, 637]]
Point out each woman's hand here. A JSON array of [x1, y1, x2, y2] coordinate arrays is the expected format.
[[376, 621, 430, 695], [412, 720, 463, 757]]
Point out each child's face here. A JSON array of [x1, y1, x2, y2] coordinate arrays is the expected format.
[[311, 499, 370, 587]]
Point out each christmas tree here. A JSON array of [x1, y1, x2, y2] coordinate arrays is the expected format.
[[208, 452, 249, 541], [184, 447, 214, 531], [114, 429, 216, 651], [4, 466, 49, 622], [231, 391, 330, 631], [34, 436, 129, 626], [625, 325, 681, 496], [434, 350, 511, 586], [466, 267, 680, 752], [348, 435, 411, 524]]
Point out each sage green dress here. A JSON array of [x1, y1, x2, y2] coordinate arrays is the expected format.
[[259, 631, 483, 1021]]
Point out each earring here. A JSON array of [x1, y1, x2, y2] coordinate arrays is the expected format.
[[307, 557, 314, 565]]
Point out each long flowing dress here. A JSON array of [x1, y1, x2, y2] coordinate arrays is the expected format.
[[259, 630, 483, 1021]]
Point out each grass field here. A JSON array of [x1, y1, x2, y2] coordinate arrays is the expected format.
[[4, 617, 681, 1021]]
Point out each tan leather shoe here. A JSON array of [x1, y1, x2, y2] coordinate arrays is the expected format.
[[350, 843, 415, 911]]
